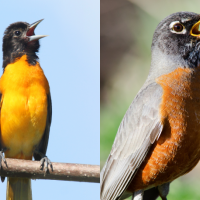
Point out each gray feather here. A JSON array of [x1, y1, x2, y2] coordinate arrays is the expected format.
[[100, 83, 163, 200]]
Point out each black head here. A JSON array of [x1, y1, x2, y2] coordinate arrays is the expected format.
[[151, 12, 200, 68], [2, 19, 47, 69]]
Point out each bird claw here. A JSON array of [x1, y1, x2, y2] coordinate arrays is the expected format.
[[0, 148, 7, 183], [40, 156, 53, 174], [0, 148, 7, 168]]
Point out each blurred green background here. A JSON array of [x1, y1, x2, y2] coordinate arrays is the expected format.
[[100, 0, 200, 199]]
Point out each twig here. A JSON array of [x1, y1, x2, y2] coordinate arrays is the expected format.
[[0, 158, 100, 183]]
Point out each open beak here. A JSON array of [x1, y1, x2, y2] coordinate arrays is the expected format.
[[27, 19, 47, 42], [190, 20, 200, 37]]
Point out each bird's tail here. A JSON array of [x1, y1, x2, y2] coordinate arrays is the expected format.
[[6, 177, 32, 200]]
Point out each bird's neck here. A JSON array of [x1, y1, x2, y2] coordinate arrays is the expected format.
[[3, 51, 38, 69]]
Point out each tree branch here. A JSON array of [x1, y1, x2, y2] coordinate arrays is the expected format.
[[0, 158, 100, 183]]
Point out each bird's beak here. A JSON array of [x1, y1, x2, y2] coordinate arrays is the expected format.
[[27, 19, 48, 42], [190, 20, 200, 37]]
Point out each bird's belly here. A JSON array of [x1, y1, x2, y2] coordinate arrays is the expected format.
[[129, 118, 200, 191], [1, 90, 47, 160]]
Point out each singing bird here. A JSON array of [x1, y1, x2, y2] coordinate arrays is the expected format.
[[101, 12, 200, 200], [0, 20, 52, 200]]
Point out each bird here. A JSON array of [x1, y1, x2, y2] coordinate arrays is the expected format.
[[100, 11, 200, 200], [0, 19, 52, 200]]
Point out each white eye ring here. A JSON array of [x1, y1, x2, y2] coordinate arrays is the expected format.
[[169, 21, 186, 34]]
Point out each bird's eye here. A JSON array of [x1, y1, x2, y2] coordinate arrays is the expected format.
[[14, 31, 21, 36], [173, 23, 183, 32], [169, 21, 186, 34]]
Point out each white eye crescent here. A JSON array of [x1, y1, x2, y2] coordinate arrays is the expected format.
[[169, 21, 186, 34]]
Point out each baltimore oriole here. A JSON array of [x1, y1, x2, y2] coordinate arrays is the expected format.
[[0, 19, 52, 200]]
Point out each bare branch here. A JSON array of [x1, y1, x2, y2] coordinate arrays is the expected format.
[[0, 158, 100, 183]]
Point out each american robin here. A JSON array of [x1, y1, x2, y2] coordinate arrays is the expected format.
[[0, 20, 52, 200], [100, 11, 200, 200]]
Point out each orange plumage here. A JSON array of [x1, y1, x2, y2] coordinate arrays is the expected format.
[[127, 67, 200, 191], [0, 55, 49, 160]]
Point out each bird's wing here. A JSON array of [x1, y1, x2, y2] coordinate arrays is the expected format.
[[34, 93, 52, 160], [0, 93, 2, 151], [100, 82, 164, 200]]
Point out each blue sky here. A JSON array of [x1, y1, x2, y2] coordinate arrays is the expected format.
[[0, 0, 99, 199]]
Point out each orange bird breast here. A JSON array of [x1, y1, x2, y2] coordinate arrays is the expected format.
[[128, 67, 200, 192], [0, 55, 50, 160]]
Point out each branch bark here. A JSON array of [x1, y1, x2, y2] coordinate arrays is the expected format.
[[0, 158, 100, 183]]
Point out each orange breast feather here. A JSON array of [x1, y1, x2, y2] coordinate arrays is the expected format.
[[127, 67, 200, 192], [0, 55, 49, 160]]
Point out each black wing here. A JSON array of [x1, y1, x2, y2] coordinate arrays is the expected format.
[[0, 93, 2, 151], [34, 93, 52, 161]]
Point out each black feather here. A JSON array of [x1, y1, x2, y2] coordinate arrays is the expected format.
[[2, 22, 40, 69]]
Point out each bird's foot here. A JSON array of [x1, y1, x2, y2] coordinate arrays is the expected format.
[[0, 147, 7, 169], [40, 155, 53, 173], [0, 147, 8, 182], [34, 150, 53, 174]]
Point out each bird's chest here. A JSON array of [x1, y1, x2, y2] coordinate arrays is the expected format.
[[130, 67, 200, 190], [149, 67, 200, 183], [157, 67, 200, 164], [0, 57, 49, 159]]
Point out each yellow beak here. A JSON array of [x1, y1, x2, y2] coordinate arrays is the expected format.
[[190, 20, 200, 37]]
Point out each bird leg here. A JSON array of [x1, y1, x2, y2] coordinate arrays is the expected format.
[[132, 190, 144, 200], [158, 182, 170, 200]]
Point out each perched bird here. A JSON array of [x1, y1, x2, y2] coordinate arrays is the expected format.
[[0, 20, 52, 200], [100, 12, 200, 200]]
